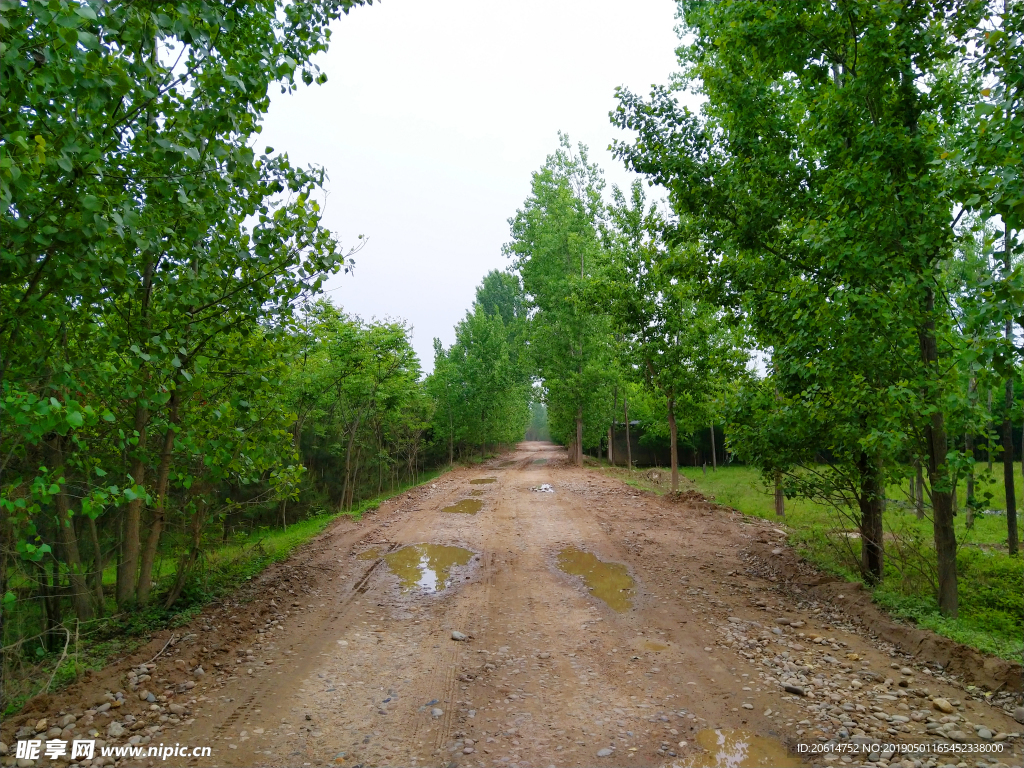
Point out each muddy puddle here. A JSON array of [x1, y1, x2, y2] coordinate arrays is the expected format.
[[443, 499, 482, 514], [532, 458, 547, 465], [556, 547, 634, 612], [356, 548, 380, 560], [469, 478, 496, 484], [686, 729, 800, 768], [469, 489, 485, 496], [383, 544, 474, 593]]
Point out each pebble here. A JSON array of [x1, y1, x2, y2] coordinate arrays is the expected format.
[[597, 748, 614, 757], [107, 722, 125, 738], [1015, 707, 1024, 725], [978, 728, 993, 741], [34, 719, 47, 732], [431, 708, 443, 718], [451, 631, 467, 641], [900, 667, 913, 676], [932, 698, 955, 714]]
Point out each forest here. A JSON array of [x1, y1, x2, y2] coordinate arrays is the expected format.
[[2, 0, 1021, 713]]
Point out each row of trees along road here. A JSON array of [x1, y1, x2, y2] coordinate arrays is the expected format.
[[0, 0, 523, 712], [606, 0, 1022, 618], [504, 135, 750, 492]]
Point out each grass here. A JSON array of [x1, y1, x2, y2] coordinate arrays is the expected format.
[[1, 466, 449, 715], [676, 464, 1023, 662]]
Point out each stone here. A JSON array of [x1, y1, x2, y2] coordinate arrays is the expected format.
[[34, 718, 48, 732], [463, 747, 475, 754], [431, 708, 443, 718], [138, 690, 151, 701], [932, 698, 954, 714], [742, 703, 754, 710], [597, 748, 614, 757], [977, 728, 993, 741], [784, 685, 806, 696], [1014, 707, 1024, 725], [146, 692, 157, 703], [900, 667, 913, 676], [537, 653, 550, 659], [192, 665, 205, 676], [59, 715, 76, 728], [14, 726, 34, 740], [775, 618, 791, 625], [0, 743, 6, 756], [451, 631, 467, 641], [168, 704, 187, 715], [46, 727, 62, 738], [95, 702, 111, 713], [946, 730, 968, 743], [107, 722, 126, 738]]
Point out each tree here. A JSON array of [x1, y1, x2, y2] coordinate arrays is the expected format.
[[614, 0, 989, 609], [505, 135, 616, 464], [605, 182, 747, 492]]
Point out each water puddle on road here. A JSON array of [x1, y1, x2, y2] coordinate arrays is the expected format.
[[383, 544, 474, 594], [532, 458, 547, 465], [443, 499, 483, 514], [470, 478, 496, 484], [469, 490, 485, 496], [356, 548, 380, 560], [556, 547, 634, 612], [686, 729, 800, 768]]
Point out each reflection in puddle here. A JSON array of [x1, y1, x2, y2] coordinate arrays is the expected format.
[[356, 548, 380, 560], [556, 547, 634, 612], [687, 729, 800, 768], [443, 499, 483, 514], [383, 544, 474, 593], [469, 478, 496, 484]]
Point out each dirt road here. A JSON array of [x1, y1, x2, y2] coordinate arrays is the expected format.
[[5, 442, 1022, 768]]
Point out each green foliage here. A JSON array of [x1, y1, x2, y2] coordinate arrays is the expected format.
[[426, 272, 532, 459]]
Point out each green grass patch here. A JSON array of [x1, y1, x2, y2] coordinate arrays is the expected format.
[[677, 465, 1023, 663]]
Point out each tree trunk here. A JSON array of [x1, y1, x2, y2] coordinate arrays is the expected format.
[[608, 426, 614, 465], [667, 397, 679, 493], [774, 470, 785, 518], [623, 398, 632, 471], [575, 406, 583, 467], [857, 452, 884, 584], [914, 459, 925, 520], [965, 433, 975, 529], [709, 425, 717, 471], [50, 437, 94, 621], [88, 516, 105, 611], [116, 399, 148, 607], [919, 291, 957, 617], [137, 393, 179, 605], [1003, 372, 1018, 555], [164, 494, 207, 610]]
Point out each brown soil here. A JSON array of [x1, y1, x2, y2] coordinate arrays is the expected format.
[[4, 442, 1022, 768]]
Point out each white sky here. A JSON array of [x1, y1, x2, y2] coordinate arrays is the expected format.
[[260, 0, 683, 372]]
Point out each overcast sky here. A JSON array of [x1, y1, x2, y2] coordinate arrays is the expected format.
[[260, 0, 683, 372]]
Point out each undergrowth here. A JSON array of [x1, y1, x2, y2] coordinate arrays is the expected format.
[[2, 466, 448, 716]]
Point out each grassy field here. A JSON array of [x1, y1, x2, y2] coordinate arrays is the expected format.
[[597, 460, 1022, 662], [677, 464, 1023, 661]]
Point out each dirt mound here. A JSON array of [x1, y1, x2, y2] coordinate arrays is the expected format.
[[746, 540, 1023, 693], [667, 488, 709, 504]]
